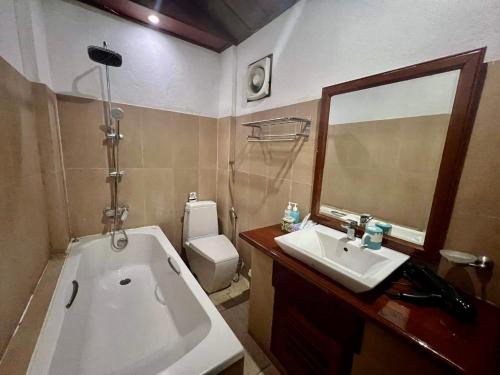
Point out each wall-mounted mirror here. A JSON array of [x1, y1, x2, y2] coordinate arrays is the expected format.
[[321, 71, 459, 245], [312, 49, 486, 257]]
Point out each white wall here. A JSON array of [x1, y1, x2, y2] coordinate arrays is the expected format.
[[218, 46, 237, 117], [12, 0, 52, 85], [41, 0, 221, 117], [0, 0, 53, 85], [330, 70, 459, 124], [2, 0, 500, 118], [0, 0, 24, 74], [229, 0, 500, 117], [28, 0, 52, 86], [0, 0, 222, 118]]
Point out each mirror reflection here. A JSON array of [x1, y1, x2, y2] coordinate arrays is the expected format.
[[320, 70, 460, 245]]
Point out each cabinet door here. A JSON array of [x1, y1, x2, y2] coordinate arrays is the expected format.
[[271, 263, 363, 374], [272, 295, 354, 374]]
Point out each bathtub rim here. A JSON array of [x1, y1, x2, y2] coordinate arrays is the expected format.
[[27, 225, 244, 375]]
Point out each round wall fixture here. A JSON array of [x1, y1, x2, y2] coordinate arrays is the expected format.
[[246, 55, 272, 102]]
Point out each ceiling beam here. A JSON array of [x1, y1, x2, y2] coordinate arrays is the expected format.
[[77, 0, 232, 52]]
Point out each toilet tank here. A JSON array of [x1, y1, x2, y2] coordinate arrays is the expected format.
[[183, 201, 219, 244]]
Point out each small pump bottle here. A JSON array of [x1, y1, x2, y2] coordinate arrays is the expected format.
[[284, 202, 293, 219], [291, 203, 300, 223]]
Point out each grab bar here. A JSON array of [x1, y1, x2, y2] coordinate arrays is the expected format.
[[168, 257, 181, 275], [66, 280, 79, 309]]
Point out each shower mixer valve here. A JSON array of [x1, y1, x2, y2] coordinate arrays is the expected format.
[[103, 206, 129, 222]]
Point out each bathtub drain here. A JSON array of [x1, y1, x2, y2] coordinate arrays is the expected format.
[[119, 278, 131, 285]]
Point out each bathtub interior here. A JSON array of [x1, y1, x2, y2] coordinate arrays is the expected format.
[[47, 233, 211, 375]]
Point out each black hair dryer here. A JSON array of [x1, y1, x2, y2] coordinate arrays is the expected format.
[[390, 261, 476, 322]]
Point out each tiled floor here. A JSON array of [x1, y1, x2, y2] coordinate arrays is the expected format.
[[208, 275, 251, 311], [209, 277, 281, 375]]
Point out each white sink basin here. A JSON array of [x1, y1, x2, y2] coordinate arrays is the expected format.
[[274, 225, 409, 293]]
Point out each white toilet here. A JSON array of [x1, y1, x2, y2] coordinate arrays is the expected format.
[[183, 200, 239, 293]]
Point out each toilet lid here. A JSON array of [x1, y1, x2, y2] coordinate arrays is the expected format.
[[189, 235, 239, 263]]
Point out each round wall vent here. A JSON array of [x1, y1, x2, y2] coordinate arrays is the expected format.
[[246, 55, 272, 102]]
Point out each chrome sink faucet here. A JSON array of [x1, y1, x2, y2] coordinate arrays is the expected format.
[[359, 213, 373, 228], [341, 220, 358, 241]]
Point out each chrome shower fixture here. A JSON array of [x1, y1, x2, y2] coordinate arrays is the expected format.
[[87, 43, 122, 67], [88, 41, 128, 250], [107, 107, 125, 143], [111, 107, 124, 121]]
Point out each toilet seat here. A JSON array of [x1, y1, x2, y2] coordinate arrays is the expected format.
[[188, 235, 238, 263]]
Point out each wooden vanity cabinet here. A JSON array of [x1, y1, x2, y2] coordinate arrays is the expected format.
[[271, 262, 364, 375], [269, 262, 454, 375], [243, 226, 499, 375]]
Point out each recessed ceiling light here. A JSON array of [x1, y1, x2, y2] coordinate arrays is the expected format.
[[148, 14, 159, 25]]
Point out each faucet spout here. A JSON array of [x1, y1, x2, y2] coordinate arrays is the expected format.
[[341, 220, 358, 241]]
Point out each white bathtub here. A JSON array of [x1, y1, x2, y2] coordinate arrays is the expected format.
[[28, 226, 244, 375]]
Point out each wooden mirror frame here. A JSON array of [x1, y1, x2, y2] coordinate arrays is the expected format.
[[311, 48, 486, 259]]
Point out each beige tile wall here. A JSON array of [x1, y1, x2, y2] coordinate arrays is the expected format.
[[440, 60, 500, 305], [322, 114, 449, 231], [0, 59, 51, 355], [217, 100, 320, 272], [220, 61, 500, 306], [1, 55, 499, 367], [57, 95, 218, 251], [32, 84, 71, 252]]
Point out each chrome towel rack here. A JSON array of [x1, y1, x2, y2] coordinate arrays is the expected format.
[[242, 116, 311, 142]]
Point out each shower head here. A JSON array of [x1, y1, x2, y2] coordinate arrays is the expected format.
[[111, 108, 124, 121], [88, 45, 122, 67]]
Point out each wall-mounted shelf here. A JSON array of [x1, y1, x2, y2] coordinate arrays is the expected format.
[[242, 117, 311, 142]]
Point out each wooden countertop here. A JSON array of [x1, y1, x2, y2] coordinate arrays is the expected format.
[[240, 225, 500, 375]]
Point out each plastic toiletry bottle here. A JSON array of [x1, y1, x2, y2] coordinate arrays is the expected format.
[[284, 202, 293, 219], [291, 203, 300, 223]]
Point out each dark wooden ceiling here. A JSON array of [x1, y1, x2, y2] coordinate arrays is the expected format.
[[77, 0, 299, 52]]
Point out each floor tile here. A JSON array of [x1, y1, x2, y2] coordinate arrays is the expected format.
[[208, 276, 250, 311], [217, 289, 273, 375], [258, 364, 282, 375], [228, 276, 251, 299], [240, 333, 271, 373], [244, 352, 264, 375], [221, 304, 248, 339], [209, 288, 233, 311]]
